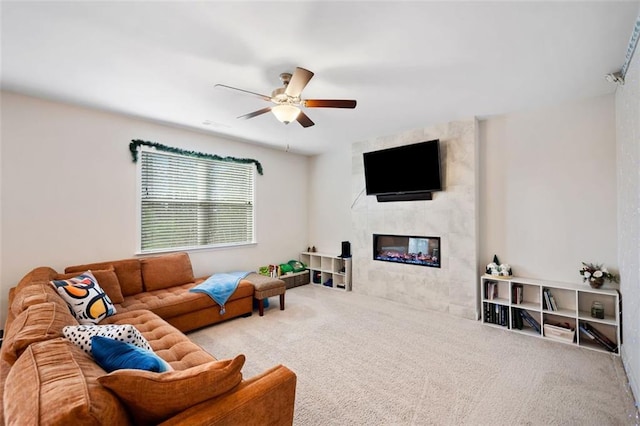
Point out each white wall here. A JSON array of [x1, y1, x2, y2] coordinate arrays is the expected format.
[[309, 95, 618, 310], [616, 37, 640, 404], [479, 94, 618, 283], [307, 143, 353, 254], [0, 91, 309, 325], [0, 93, 3, 328]]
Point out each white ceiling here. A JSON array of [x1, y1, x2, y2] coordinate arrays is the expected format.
[[1, 1, 637, 155]]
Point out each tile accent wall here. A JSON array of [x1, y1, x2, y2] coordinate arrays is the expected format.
[[351, 120, 479, 320]]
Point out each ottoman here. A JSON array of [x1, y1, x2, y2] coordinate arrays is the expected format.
[[246, 273, 286, 316]]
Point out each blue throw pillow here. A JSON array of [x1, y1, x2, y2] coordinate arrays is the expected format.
[[91, 336, 172, 373]]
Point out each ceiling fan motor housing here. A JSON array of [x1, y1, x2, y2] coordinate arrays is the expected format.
[[279, 73, 292, 86], [273, 74, 300, 105], [271, 87, 290, 103]]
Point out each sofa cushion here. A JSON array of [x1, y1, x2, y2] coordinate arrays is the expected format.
[[116, 280, 253, 319], [97, 354, 245, 424], [141, 252, 195, 292], [56, 267, 124, 303], [100, 310, 217, 370], [66, 258, 143, 297], [14, 267, 58, 293], [10, 282, 68, 317], [63, 324, 152, 354], [50, 271, 116, 324], [2, 302, 78, 365], [4, 338, 130, 425]]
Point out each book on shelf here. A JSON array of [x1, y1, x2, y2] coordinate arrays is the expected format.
[[512, 308, 523, 330], [542, 288, 558, 311], [483, 302, 508, 327], [485, 281, 498, 300], [484, 302, 490, 323], [549, 292, 558, 311], [519, 309, 541, 333], [543, 289, 551, 310], [579, 324, 595, 339], [579, 324, 607, 350], [581, 322, 618, 353], [512, 284, 523, 305], [495, 304, 502, 325]]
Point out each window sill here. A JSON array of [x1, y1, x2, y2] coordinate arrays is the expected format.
[[135, 241, 257, 256]]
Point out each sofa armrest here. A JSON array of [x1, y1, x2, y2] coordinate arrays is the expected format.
[[158, 364, 297, 426]]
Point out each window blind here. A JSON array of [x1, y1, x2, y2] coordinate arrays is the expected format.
[[140, 150, 255, 252]]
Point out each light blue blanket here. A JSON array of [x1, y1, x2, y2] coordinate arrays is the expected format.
[[190, 271, 251, 315]]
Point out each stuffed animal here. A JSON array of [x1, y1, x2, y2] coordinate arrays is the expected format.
[[499, 263, 512, 276], [486, 255, 513, 276]]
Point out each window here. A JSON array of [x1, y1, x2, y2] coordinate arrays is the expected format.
[[139, 149, 255, 253]]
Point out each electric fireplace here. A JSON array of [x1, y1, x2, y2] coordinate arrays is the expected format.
[[373, 234, 440, 268]]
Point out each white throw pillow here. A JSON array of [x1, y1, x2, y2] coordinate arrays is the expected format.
[[63, 324, 152, 354]]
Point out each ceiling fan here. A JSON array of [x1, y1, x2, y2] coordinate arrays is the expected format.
[[215, 67, 357, 128]]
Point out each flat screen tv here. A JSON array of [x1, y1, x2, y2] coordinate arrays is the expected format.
[[363, 139, 442, 202]]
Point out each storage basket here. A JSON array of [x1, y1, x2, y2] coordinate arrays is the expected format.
[[280, 271, 310, 289], [294, 271, 310, 286], [544, 323, 575, 343]]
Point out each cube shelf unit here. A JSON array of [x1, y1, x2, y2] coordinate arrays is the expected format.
[[480, 275, 620, 355], [300, 252, 352, 291]]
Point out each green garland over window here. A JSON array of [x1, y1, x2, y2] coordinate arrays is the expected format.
[[129, 139, 264, 175]]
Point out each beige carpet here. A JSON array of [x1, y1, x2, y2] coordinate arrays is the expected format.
[[188, 284, 638, 425]]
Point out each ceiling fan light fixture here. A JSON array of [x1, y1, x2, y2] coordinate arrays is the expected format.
[[272, 104, 301, 124]]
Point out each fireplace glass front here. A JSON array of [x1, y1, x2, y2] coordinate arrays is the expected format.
[[373, 234, 440, 268]]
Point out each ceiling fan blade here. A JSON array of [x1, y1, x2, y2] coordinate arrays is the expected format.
[[303, 99, 357, 109], [238, 107, 272, 120], [215, 84, 272, 102], [296, 111, 315, 128], [285, 67, 314, 97]]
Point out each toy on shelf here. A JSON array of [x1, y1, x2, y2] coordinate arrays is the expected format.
[[486, 254, 512, 277]]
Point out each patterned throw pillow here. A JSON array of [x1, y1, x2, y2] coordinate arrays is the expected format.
[[50, 271, 116, 324], [63, 324, 152, 354], [55, 267, 124, 304]]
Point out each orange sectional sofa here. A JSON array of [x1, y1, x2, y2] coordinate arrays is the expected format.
[[63, 252, 255, 332], [0, 252, 296, 425]]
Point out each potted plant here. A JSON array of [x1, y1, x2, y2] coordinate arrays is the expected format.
[[579, 262, 619, 288]]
